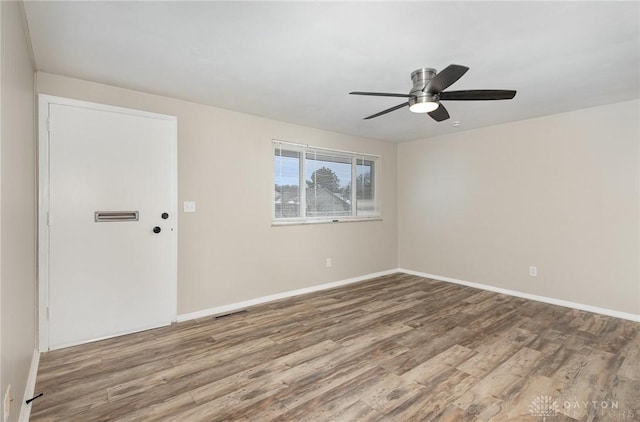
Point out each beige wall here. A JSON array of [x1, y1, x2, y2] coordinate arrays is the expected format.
[[36, 72, 398, 315], [1, 1, 37, 420], [398, 100, 640, 315]]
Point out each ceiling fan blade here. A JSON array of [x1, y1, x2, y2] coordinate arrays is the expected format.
[[428, 103, 450, 122], [426, 64, 469, 93], [439, 90, 517, 101], [350, 91, 415, 98], [363, 102, 409, 120]]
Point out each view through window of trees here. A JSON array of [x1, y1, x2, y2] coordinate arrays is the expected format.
[[274, 141, 380, 222]]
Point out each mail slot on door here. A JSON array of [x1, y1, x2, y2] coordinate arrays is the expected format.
[[94, 211, 139, 222]]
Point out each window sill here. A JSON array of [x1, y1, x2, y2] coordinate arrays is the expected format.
[[272, 217, 383, 227]]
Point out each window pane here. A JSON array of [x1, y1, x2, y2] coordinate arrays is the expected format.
[[305, 150, 352, 217], [274, 148, 300, 218], [356, 158, 375, 216], [273, 141, 380, 222]]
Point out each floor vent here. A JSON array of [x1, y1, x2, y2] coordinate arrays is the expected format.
[[215, 310, 247, 319]]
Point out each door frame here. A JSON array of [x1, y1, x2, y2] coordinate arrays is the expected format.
[[37, 94, 178, 351]]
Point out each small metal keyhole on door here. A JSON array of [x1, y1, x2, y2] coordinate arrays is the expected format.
[[153, 226, 161, 234], [161, 213, 169, 219]]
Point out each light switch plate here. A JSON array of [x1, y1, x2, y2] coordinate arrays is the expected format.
[[183, 201, 196, 213]]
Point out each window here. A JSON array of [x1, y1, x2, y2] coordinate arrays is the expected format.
[[273, 140, 380, 223]]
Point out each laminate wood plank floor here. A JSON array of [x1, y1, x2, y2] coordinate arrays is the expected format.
[[31, 273, 640, 421]]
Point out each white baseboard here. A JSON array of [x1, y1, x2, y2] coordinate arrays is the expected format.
[[177, 269, 398, 322], [177, 267, 639, 324], [18, 349, 40, 422], [399, 268, 640, 323]]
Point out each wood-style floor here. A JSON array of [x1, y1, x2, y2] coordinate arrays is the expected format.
[[31, 273, 640, 421]]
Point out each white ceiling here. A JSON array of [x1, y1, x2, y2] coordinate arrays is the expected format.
[[24, 1, 640, 142]]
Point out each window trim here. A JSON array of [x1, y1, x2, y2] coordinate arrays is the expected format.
[[272, 140, 381, 225]]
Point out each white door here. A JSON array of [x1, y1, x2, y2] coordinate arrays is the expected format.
[[39, 96, 177, 350]]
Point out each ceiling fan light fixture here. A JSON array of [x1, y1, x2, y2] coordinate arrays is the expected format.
[[408, 94, 439, 113], [409, 101, 439, 113]]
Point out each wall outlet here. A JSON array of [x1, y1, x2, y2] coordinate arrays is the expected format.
[[529, 266, 538, 277], [326, 258, 332, 268], [3, 384, 12, 422]]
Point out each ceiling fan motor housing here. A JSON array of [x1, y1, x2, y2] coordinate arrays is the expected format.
[[409, 68, 439, 107]]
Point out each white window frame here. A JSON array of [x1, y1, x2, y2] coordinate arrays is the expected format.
[[273, 140, 381, 225]]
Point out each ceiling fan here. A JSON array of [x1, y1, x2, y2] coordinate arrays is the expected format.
[[349, 64, 516, 122]]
